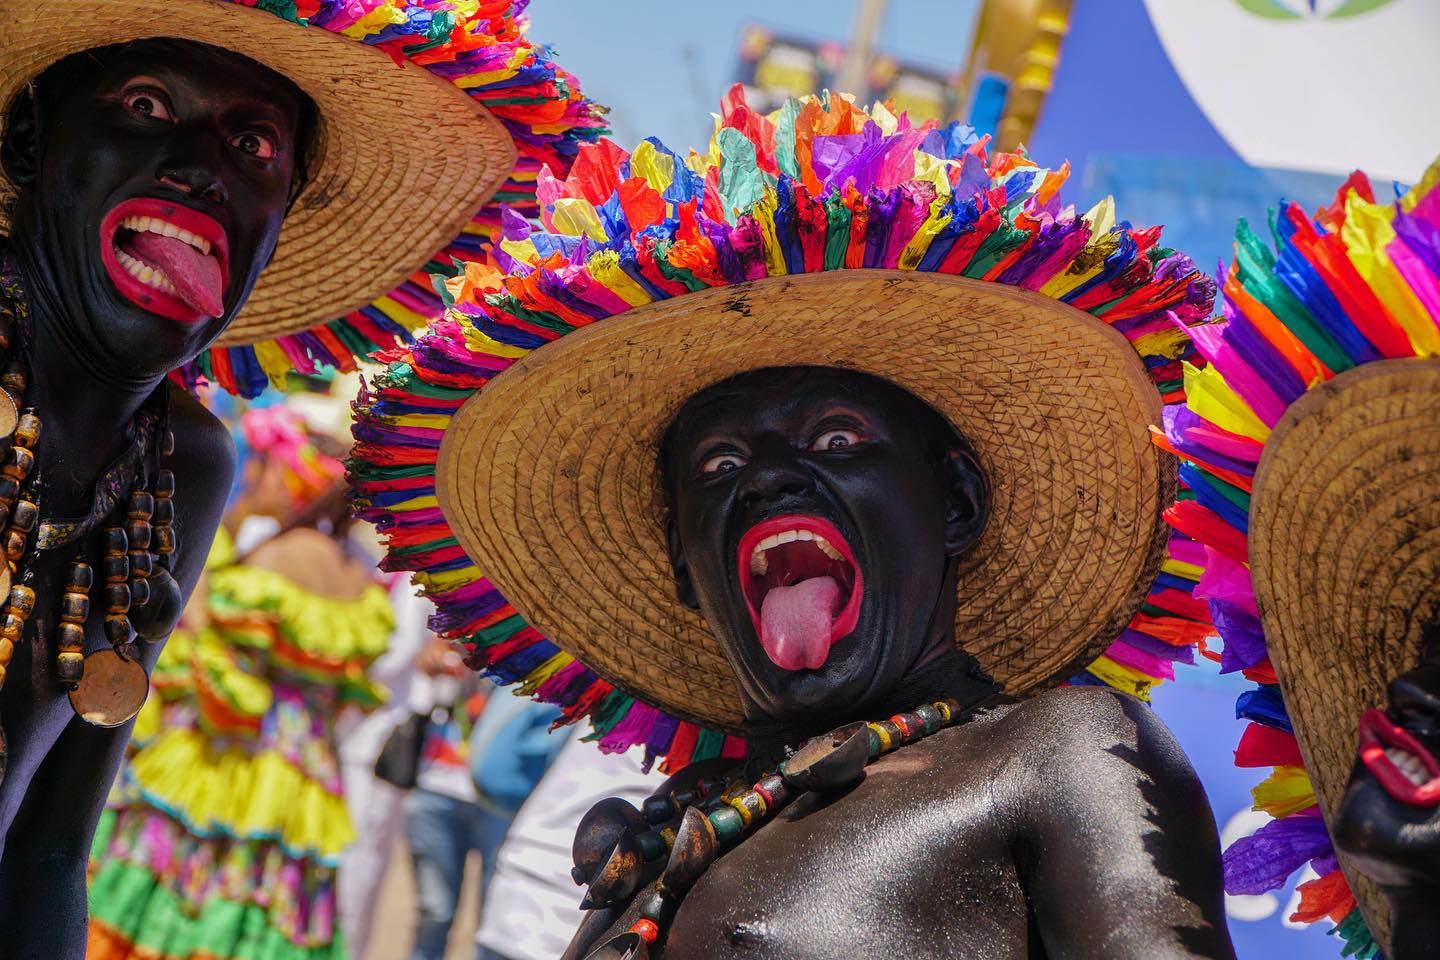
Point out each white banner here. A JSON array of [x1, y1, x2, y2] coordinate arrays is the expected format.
[[1143, 0, 1440, 182]]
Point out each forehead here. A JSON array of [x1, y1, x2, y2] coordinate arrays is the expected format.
[[670, 366, 925, 439]]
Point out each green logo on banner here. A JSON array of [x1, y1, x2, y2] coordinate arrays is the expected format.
[[1235, 0, 1397, 19]]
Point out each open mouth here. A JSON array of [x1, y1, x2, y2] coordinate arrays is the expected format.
[[1358, 708, 1440, 808], [99, 198, 230, 324], [737, 514, 863, 672]]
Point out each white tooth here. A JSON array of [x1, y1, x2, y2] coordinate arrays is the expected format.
[[122, 216, 138, 231], [794, 530, 814, 541], [161, 222, 179, 238], [750, 551, 768, 575], [778, 530, 798, 545], [199, 237, 211, 256], [176, 228, 196, 248], [758, 534, 780, 552], [817, 538, 842, 560], [136, 216, 152, 233]]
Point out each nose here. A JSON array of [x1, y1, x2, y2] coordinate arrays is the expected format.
[[1388, 664, 1440, 733], [155, 126, 228, 205], [736, 436, 813, 510]]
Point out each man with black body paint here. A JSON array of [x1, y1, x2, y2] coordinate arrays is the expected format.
[[565, 367, 1238, 960]]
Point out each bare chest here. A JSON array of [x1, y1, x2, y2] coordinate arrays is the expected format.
[[638, 734, 1038, 960]]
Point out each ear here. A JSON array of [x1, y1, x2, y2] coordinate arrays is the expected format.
[[1, 86, 41, 189], [943, 446, 989, 556], [665, 515, 700, 610]]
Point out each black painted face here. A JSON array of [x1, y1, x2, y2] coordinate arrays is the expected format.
[[1334, 635, 1440, 888], [1, 38, 310, 374], [661, 367, 988, 729]]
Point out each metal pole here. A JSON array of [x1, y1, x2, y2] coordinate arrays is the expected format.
[[839, 0, 888, 97]]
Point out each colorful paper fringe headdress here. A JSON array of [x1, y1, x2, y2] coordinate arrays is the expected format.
[[0, 0, 607, 398], [351, 87, 1217, 772], [1161, 158, 1440, 957]]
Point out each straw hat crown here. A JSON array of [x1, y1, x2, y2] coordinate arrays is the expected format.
[[0, 0, 607, 397], [350, 88, 1217, 773]]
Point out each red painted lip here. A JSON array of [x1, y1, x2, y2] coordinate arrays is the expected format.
[[736, 513, 864, 668], [98, 197, 231, 325], [1358, 708, 1440, 808]]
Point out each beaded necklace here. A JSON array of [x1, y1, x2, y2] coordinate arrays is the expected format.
[[0, 254, 180, 782], [574, 695, 997, 959]]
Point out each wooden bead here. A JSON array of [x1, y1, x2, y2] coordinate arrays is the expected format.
[[125, 521, 151, 551], [154, 469, 175, 498], [0, 637, 12, 664], [129, 577, 149, 608], [914, 703, 941, 733], [67, 562, 93, 592], [104, 615, 130, 646], [2, 445, 32, 479], [1, 361, 25, 399], [151, 498, 174, 525], [754, 773, 793, 809], [634, 829, 668, 863], [8, 585, 34, 616], [1, 614, 23, 642], [56, 650, 83, 684], [58, 592, 88, 622], [103, 527, 128, 556], [161, 431, 175, 457], [127, 492, 153, 518], [643, 794, 677, 825], [103, 555, 129, 583], [9, 499, 35, 532], [153, 526, 176, 556], [0, 476, 18, 502], [104, 582, 130, 612], [56, 622, 85, 649], [707, 805, 743, 843], [128, 551, 152, 578], [14, 412, 38, 448], [630, 919, 660, 945]]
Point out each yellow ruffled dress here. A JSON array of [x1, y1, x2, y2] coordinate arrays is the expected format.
[[87, 534, 393, 960]]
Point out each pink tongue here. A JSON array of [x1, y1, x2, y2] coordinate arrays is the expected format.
[[128, 231, 224, 317], [759, 576, 841, 671]]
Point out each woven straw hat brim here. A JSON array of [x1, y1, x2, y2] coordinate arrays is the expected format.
[[436, 270, 1173, 731], [0, 0, 515, 348], [1252, 356, 1440, 947]]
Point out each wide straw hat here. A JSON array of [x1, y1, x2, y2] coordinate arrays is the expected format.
[[1250, 358, 1440, 946], [1163, 157, 1440, 957], [0, 0, 606, 397], [351, 89, 1217, 771], [438, 271, 1171, 730]]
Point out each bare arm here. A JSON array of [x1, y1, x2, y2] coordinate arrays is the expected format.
[[1006, 687, 1236, 960], [0, 387, 234, 958]]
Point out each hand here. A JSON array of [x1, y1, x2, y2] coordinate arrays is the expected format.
[[416, 635, 465, 677]]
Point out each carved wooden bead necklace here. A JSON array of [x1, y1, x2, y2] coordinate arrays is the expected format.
[[0, 261, 180, 760], [574, 698, 972, 959]]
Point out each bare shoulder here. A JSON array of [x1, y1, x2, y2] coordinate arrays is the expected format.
[[167, 381, 237, 499]]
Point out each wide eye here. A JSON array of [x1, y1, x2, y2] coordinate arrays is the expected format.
[[123, 89, 173, 122], [811, 429, 861, 451], [700, 452, 747, 474], [230, 131, 277, 160]]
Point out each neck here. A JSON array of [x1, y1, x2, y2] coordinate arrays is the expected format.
[[742, 648, 1001, 768], [7, 240, 162, 511]]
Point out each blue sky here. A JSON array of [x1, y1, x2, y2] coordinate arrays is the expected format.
[[527, 0, 981, 150]]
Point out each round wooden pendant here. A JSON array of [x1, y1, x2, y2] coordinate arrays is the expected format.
[[0, 391, 16, 441], [68, 648, 148, 728]]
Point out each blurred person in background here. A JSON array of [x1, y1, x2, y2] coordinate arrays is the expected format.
[[87, 398, 392, 960], [474, 732, 666, 960], [406, 661, 566, 960]]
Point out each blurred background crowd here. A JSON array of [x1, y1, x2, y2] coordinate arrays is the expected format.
[[82, 1, 1440, 957]]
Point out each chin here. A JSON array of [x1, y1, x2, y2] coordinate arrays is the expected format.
[[744, 627, 891, 723]]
